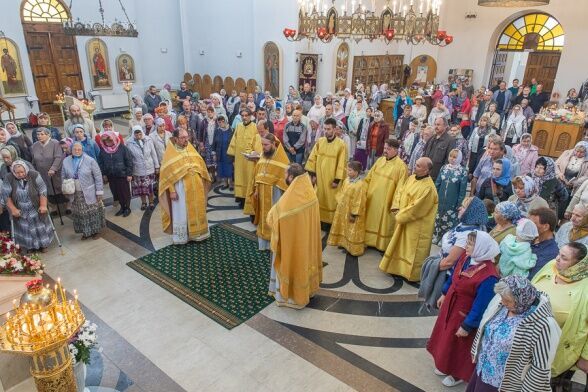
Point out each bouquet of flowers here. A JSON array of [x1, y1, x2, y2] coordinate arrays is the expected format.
[[0, 232, 43, 276], [69, 320, 98, 365]]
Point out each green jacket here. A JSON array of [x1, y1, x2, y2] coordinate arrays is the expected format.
[[531, 260, 588, 376]]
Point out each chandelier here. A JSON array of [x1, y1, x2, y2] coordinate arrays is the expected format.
[[478, 0, 549, 6], [63, 0, 138, 37], [283, 0, 452, 46]]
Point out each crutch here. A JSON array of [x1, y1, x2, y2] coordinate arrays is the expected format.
[[47, 213, 65, 256], [9, 212, 16, 243], [49, 176, 64, 225]]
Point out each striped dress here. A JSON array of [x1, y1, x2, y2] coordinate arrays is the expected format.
[[471, 294, 561, 392]]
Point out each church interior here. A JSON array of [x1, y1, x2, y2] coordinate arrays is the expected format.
[[1, 0, 588, 391]]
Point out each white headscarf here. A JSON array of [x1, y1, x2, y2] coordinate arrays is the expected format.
[[0, 127, 11, 143], [470, 231, 500, 262]]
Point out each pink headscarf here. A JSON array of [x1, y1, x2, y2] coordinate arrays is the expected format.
[[100, 131, 121, 154]]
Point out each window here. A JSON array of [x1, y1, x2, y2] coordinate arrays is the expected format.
[[22, 0, 70, 23], [497, 13, 564, 51]]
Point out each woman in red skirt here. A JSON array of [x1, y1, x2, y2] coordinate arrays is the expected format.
[[427, 230, 500, 387]]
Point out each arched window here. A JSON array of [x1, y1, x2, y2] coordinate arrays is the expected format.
[[21, 0, 70, 23], [497, 13, 564, 51]]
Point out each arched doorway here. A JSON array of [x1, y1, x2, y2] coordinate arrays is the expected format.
[[21, 0, 85, 124], [489, 12, 564, 93]]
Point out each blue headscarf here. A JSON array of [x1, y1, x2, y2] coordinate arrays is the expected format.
[[495, 201, 522, 224], [492, 158, 512, 187], [459, 196, 488, 227]]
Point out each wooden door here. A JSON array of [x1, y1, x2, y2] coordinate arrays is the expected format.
[[24, 32, 62, 122], [23, 23, 84, 125], [523, 52, 561, 93]]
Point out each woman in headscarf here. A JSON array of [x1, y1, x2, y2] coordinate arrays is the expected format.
[[212, 114, 234, 189], [434, 149, 468, 244], [555, 141, 588, 195], [531, 157, 568, 220], [71, 124, 100, 160], [532, 242, 588, 390], [476, 158, 512, 204], [429, 230, 500, 387], [285, 85, 300, 103], [201, 106, 218, 181], [159, 83, 172, 103], [332, 100, 345, 123], [210, 93, 227, 119], [1, 160, 54, 252], [127, 126, 159, 211], [448, 125, 469, 168], [128, 107, 145, 131], [468, 275, 559, 392], [4, 122, 32, 162], [347, 100, 367, 158], [30, 127, 64, 206], [508, 175, 549, 217], [353, 111, 371, 169], [501, 104, 527, 146], [97, 131, 133, 217], [467, 116, 496, 176], [0, 127, 21, 159], [369, 84, 382, 109], [439, 196, 488, 271], [61, 142, 105, 239], [566, 180, 588, 221], [556, 204, 588, 249], [132, 94, 149, 115], [511, 133, 538, 176], [490, 201, 521, 244], [0, 146, 30, 232], [272, 106, 288, 143], [149, 117, 172, 165], [307, 95, 326, 125]]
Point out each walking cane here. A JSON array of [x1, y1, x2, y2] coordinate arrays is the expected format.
[[9, 213, 15, 244], [49, 176, 64, 225], [47, 214, 65, 256]]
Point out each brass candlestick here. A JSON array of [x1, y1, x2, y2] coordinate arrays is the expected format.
[[53, 94, 66, 126], [0, 278, 85, 392], [122, 82, 133, 120]]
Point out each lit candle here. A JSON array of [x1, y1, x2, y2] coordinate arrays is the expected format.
[[12, 299, 17, 311]]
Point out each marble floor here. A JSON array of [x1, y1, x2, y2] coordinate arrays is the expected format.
[[2, 117, 585, 392]]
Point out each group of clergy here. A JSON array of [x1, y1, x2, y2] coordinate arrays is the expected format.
[[158, 107, 439, 310]]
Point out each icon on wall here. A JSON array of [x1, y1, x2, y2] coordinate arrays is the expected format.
[[263, 42, 280, 98], [0, 37, 27, 97], [116, 53, 135, 83], [86, 38, 112, 90]]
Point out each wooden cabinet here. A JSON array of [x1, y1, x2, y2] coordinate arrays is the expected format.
[[352, 55, 404, 92], [532, 120, 584, 158], [379, 98, 395, 127]]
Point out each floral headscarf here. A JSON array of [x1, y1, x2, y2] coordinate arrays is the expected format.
[[556, 247, 588, 283], [495, 201, 522, 224], [575, 141, 588, 158], [492, 158, 512, 187], [502, 275, 539, 314], [10, 159, 30, 177], [460, 196, 488, 227], [100, 131, 121, 154], [531, 157, 556, 194]]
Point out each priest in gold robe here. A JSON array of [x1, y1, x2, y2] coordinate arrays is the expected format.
[[364, 139, 408, 251], [305, 117, 348, 224], [267, 163, 322, 309], [379, 157, 438, 282], [159, 129, 211, 244], [227, 108, 261, 207], [244, 133, 289, 249], [327, 161, 367, 256]]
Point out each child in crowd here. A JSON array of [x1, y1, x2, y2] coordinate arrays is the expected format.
[[498, 218, 538, 277], [459, 113, 472, 140], [483, 199, 496, 231], [327, 161, 367, 256]]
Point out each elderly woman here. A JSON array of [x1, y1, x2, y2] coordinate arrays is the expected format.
[[531, 157, 569, 220], [127, 126, 159, 211], [566, 180, 588, 220], [1, 160, 54, 252], [30, 127, 64, 204], [532, 242, 588, 390], [213, 115, 234, 189], [468, 275, 560, 392], [490, 201, 520, 244], [149, 117, 172, 165], [439, 196, 488, 270], [307, 95, 326, 125], [501, 104, 527, 146], [0, 146, 29, 232], [0, 127, 21, 158], [71, 124, 100, 160], [556, 204, 588, 248], [555, 141, 588, 195], [129, 107, 145, 131], [132, 94, 149, 116], [61, 142, 105, 239], [483, 103, 501, 131], [98, 131, 133, 217], [428, 231, 500, 387], [511, 133, 538, 176], [411, 95, 428, 125], [508, 175, 549, 217], [4, 122, 32, 162]]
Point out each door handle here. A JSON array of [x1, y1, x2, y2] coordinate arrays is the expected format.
[[35, 74, 48, 78], [64, 73, 80, 77]]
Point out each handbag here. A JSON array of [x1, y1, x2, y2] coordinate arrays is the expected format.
[[62, 178, 75, 195]]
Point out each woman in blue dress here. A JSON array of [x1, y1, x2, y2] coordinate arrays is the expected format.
[[213, 115, 234, 189]]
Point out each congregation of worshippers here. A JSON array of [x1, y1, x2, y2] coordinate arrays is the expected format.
[[1, 76, 588, 391]]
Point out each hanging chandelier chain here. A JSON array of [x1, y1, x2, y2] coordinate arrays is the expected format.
[[117, 0, 134, 26], [97, 0, 105, 25]]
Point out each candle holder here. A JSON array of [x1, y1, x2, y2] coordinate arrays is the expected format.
[[53, 93, 67, 126], [0, 278, 85, 392], [81, 99, 96, 122], [122, 82, 133, 120]]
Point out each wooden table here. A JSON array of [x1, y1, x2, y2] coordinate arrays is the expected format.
[[531, 119, 584, 158]]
